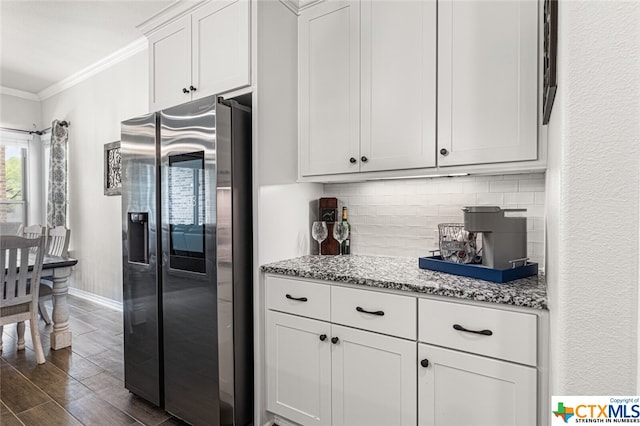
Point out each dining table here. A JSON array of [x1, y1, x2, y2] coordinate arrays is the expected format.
[[40, 255, 78, 349], [4, 252, 79, 350]]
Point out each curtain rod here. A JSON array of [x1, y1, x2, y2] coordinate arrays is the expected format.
[[0, 121, 70, 136], [39, 120, 71, 135]]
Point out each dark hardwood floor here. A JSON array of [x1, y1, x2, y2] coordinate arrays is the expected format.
[[1, 296, 187, 426]]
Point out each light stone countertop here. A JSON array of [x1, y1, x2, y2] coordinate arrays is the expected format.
[[261, 255, 548, 310]]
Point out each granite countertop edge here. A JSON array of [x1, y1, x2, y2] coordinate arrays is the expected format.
[[261, 255, 548, 310]]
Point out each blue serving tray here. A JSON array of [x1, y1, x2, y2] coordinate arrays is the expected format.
[[418, 256, 538, 283]]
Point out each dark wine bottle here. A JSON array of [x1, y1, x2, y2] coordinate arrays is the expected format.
[[341, 206, 351, 255]]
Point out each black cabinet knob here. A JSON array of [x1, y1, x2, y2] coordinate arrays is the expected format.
[[440, 148, 449, 156], [189, 85, 197, 92], [420, 359, 429, 368], [182, 88, 190, 94], [319, 334, 327, 341], [349, 157, 357, 164], [331, 337, 339, 344], [361, 156, 368, 162]]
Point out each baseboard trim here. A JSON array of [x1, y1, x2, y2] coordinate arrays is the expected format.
[[67, 288, 123, 312]]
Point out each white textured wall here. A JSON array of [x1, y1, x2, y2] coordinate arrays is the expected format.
[[325, 173, 545, 267], [547, 0, 640, 394], [40, 51, 148, 302]]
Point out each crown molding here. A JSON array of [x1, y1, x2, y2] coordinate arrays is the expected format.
[[37, 37, 148, 101], [279, 0, 325, 16], [0, 86, 40, 102], [137, 0, 204, 35]]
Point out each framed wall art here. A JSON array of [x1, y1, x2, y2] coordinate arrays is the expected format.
[[104, 141, 122, 196], [543, 0, 558, 125]]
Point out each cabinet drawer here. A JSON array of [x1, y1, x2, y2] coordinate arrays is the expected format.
[[266, 276, 330, 321], [331, 286, 416, 340], [418, 299, 537, 366]]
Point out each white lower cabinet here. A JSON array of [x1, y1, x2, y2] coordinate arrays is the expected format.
[[266, 311, 331, 426], [264, 275, 542, 426], [418, 344, 537, 426], [266, 311, 417, 426], [332, 324, 416, 426]]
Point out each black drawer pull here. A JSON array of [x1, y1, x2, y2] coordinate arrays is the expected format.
[[453, 324, 493, 336], [356, 306, 384, 316], [420, 359, 429, 368], [286, 294, 308, 302], [319, 334, 327, 341], [331, 337, 339, 344]]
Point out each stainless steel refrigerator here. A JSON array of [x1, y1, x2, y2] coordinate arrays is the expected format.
[[121, 95, 252, 426]]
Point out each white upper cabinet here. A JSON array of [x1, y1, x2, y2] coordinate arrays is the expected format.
[[149, 16, 192, 111], [192, 0, 250, 100], [437, 0, 538, 166], [299, 0, 436, 177], [299, 0, 360, 176], [147, 0, 250, 112], [298, 0, 541, 180], [360, 0, 436, 172]]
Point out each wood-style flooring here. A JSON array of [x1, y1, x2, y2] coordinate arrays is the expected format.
[[0, 296, 187, 426]]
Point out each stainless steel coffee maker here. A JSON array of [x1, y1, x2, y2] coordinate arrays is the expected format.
[[462, 206, 528, 269]]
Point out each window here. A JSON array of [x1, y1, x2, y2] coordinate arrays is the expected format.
[[0, 131, 29, 232]]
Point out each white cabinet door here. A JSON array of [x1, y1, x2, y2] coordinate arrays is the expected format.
[[437, 0, 538, 166], [266, 311, 332, 426], [192, 0, 250, 100], [418, 343, 537, 426], [360, 0, 436, 172], [299, 0, 360, 176], [331, 324, 417, 426], [149, 15, 193, 112]]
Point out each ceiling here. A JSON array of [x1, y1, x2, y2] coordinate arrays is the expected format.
[[0, 0, 173, 96]]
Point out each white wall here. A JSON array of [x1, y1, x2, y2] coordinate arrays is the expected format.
[[547, 0, 640, 394], [256, 0, 322, 267], [40, 51, 148, 302], [254, 3, 323, 424], [0, 93, 42, 130], [325, 173, 545, 266]]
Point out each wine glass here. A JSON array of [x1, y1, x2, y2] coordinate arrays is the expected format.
[[333, 222, 349, 255], [311, 221, 328, 255]]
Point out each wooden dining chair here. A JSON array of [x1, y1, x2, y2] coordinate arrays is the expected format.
[[38, 226, 71, 325], [0, 235, 47, 364], [17, 225, 47, 253]]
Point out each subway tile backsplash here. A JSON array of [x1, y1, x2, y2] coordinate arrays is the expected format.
[[324, 173, 545, 269]]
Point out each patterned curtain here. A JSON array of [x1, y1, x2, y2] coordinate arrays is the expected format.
[[47, 120, 68, 227]]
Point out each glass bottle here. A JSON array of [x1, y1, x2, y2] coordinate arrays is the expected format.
[[341, 206, 351, 255]]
